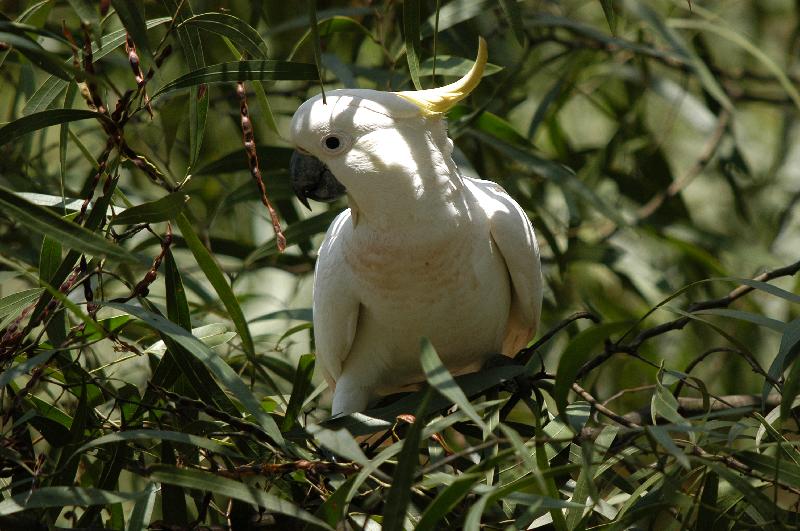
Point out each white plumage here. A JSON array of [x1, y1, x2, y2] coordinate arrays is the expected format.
[[289, 40, 542, 415]]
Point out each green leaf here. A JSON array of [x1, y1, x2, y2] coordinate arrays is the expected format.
[[623, 0, 732, 111], [0, 288, 43, 328], [0, 350, 55, 389], [403, 0, 423, 90], [466, 128, 628, 226], [415, 473, 484, 531], [111, 0, 152, 61], [735, 450, 800, 487], [109, 193, 188, 226], [323, 365, 524, 436], [161, 0, 206, 170], [59, 82, 77, 201], [497, 0, 526, 45], [780, 319, 800, 421], [694, 308, 786, 333], [194, 146, 293, 175], [736, 278, 800, 305], [382, 386, 433, 531], [553, 322, 631, 420], [73, 429, 238, 460], [704, 463, 785, 529], [154, 60, 319, 95], [598, 0, 617, 34], [668, 18, 800, 111], [251, 308, 313, 323], [188, 86, 208, 169], [420, 55, 502, 77], [651, 369, 690, 427], [420, 0, 492, 37], [148, 465, 331, 529], [66, 0, 100, 43], [420, 338, 489, 433], [696, 471, 719, 530], [175, 213, 256, 362], [646, 425, 690, 469], [245, 208, 343, 263], [125, 482, 157, 531], [164, 248, 192, 330], [289, 16, 377, 61], [307, 425, 370, 465], [22, 17, 171, 115], [281, 354, 315, 431], [180, 13, 269, 59], [0, 109, 102, 147], [0, 186, 139, 265], [0, 29, 71, 80], [307, 0, 326, 100], [105, 302, 285, 448], [0, 487, 144, 516]]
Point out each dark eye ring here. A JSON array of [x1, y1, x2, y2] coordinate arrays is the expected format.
[[324, 135, 341, 150]]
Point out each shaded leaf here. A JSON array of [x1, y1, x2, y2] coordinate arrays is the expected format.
[[554, 322, 631, 419], [111, 0, 151, 61], [403, 0, 423, 90], [0, 109, 103, 147], [106, 302, 284, 448], [420, 338, 488, 432], [149, 465, 331, 529], [382, 387, 433, 531], [175, 213, 256, 361], [109, 193, 188, 226], [0, 487, 143, 516], [181, 13, 268, 60], [155, 60, 319, 95], [0, 186, 139, 265]]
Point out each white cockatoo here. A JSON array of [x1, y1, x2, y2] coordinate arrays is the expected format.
[[289, 38, 542, 415]]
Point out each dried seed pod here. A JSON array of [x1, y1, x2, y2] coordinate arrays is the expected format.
[[236, 81, 286, 252], [125, 33, 152, 117], [81, 26, 106, 114]]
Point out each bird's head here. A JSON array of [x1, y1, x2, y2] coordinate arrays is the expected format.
[[289, 37, 487, 210]]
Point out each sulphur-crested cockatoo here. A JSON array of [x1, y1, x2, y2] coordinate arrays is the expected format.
[[289, 38, 542, 415]]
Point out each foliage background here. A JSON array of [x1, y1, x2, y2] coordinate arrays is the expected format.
[[1, 0, 800, 529]]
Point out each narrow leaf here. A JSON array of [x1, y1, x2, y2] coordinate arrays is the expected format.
[[598, 0, 616, 34], [554, 322, 631, 419], [497, 0, 526, 44], [382, 387, 433, 531], [109, 193, 188, 226], [0, 186, 139, 265], [0, 109, 102, 147], [106, 302, 284, 447], [175, 213, 256, 361], [111, 0, 152, 61], [403, 0, 423, 90], [0, 487, 143, 516], [180, 13, 268, 59], [155, 60, 319, 95], [420, 338, 488, 432], [149, 465, 331, 529]]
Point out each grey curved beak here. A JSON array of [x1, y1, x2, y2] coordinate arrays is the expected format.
[[289, 150, 347, 210]]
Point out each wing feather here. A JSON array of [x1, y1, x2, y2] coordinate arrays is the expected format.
[[312, 210, 360, 387], [467, 178, 543, 354]]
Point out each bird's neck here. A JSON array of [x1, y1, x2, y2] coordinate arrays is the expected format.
[[347, 154, 467, 234]]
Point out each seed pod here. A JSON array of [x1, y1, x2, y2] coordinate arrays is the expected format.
[[236, 81, 286, 252]]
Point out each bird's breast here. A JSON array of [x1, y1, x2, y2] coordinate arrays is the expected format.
[[344, 229, 482, 304]]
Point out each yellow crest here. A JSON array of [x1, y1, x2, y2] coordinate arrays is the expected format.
[[395, 37, 487, 116]]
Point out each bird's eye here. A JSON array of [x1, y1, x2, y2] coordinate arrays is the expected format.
[[324, 135, 341, 150]]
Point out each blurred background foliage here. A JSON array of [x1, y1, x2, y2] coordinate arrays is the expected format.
[[1, 0, 800, 529]]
